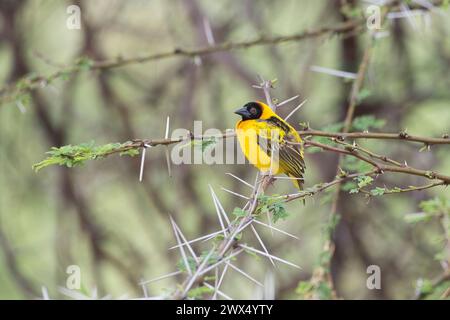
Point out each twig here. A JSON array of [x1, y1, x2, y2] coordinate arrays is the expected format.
[[0, 20, 362, 105]]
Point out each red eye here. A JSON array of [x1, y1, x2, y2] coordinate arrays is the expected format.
[[250, 108, 257, 114]]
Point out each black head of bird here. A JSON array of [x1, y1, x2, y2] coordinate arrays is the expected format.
[[234, 102, 263, 120]]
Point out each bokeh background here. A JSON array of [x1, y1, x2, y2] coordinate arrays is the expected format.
[[0, 0, 449, 299]]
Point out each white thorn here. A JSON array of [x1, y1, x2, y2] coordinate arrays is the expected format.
[[165, 116, 170, 139], [182, 248, 216, 296], [253, 219, 300, 240], [200, 249, 244, 276], [239, 244, 301, 269], [225, 172, 254, 189], [221, 187, 250, 200], [169, 215, 193, 276], [251, 225, 276, 267], [213, 263, 229, 300], [284, 99, 308, 120], [310, 66, 357, 79], [172, 221, 199, 263], [139, 147, 147, 182], [168, 230, 223, 250], [277, 95, 299, 107], [202, 17, 216, 45], [227, 262, 263, 287], [41, 286, 50, 300], [203, 283, 232, 300], [139, 270, 182, 285]]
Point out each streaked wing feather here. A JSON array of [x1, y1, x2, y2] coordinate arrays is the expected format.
[[256, 117, 306, 180]]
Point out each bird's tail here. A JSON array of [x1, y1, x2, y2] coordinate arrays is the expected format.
[[289, 174, 303, 190], [288, 174, 306, 205]]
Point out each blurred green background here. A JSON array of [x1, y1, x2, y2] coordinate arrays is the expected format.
[[0, 0, 449, 299]]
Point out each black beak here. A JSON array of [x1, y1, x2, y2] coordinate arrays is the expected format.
[[234, 107, 251, 118]]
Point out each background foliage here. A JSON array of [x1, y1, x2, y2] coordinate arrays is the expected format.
[[0, 0, 449, 299]]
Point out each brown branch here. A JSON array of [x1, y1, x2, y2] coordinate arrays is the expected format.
[[299, 129, 450, 146], [281, 170, 379, 203], [305, 140, 450, 184], [0, 19, 362, 105], [359, 181, 446, 195]]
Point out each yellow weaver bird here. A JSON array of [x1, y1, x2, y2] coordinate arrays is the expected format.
[[234, 101, 305, 189]]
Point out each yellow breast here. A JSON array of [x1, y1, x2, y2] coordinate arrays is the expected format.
[[235, 120, 283, 174]]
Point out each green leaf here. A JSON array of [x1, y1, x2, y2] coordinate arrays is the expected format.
[[420, 197, 449, 215], [434, 251, 447, 262], [187, 286, 214, 299], [316, 282, 333, 300], [119, 148, 140, 157], [296, 281, 314, 297], [355, 175, 373, 188], [33, 141, 140, 171], [176, 256, 197, 273], [418, 279, 434, 295], [232, 207, 247, 217], [75, 56, 94, 70], [404, 212, 431, 224], [271, 202, 289, 223], [356, 88, 372, 104], [255, 195, 290, 224], [370, 187, 386, 196], [200, 251, 220, 266]]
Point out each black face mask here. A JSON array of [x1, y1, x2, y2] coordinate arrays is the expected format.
[[234, 102, 262, 120]]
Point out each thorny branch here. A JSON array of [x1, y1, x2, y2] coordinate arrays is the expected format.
[[0, 0, 445, 106], [10, 0, 449, 299], [0, 20, 361, 105]]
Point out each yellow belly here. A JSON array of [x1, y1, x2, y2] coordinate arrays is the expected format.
[[236, 120, 283, 175]]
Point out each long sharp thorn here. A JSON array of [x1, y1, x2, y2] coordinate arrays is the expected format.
[[225, 172, 254, 189], [236, 218, 254, 234], [213, 263, 229, 300], [169, 215, 192, 276], [211, 188, 231, 226], [140, 279, 148, 297], [253, 219, 300, 240], [139, 147, 147, 182], [213, 268, 219, 300], [277, 95, 299, 107], [227, 262, 263, 287], [168, 230, 223, 250], [200, 249, 244, 276], [218, 219, 252, 257], [240, 244, 301, 269], [204, 283, 232, 300], [209, 185, 228, 233], [202, 17, 216, 45], [165, 116, 170, 139], [284, 99, 308, 121], [182, 247, 216, 296], [172, 222, 199, 263], [41, 286, 50, 300], [221, 187, 250, 200], [266, 211, 274, 237], [310, 65, 357, 79], [165, 148, 172, 177], [164, 116, 172, 177], [274, 176, 304, 180], [400, 2, 418, 30], [251, 225, 276, 267]]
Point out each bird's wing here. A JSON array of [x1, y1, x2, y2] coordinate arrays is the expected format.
[[256, 117, 306, 180]]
